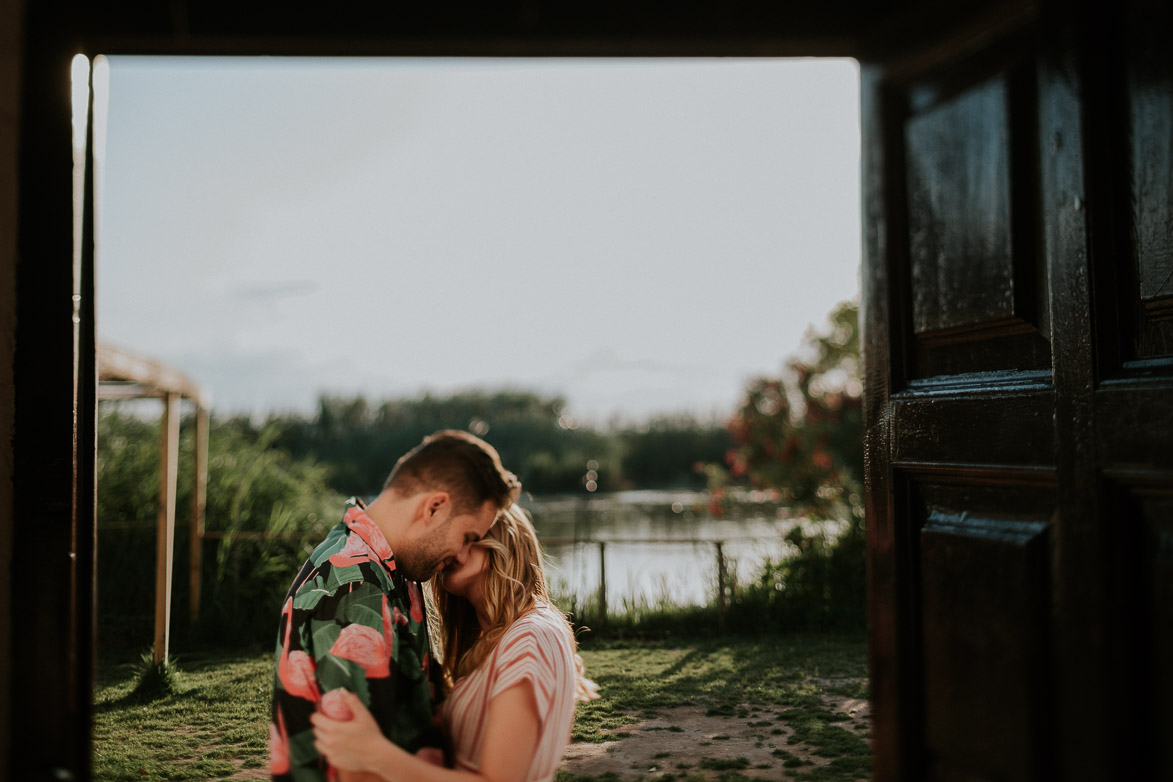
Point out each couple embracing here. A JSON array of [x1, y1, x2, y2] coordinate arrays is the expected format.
[[270, 430, 597, 782]]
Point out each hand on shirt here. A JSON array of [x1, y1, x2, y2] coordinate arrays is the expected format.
[[312, 689, 447, 780], [311, 689, 392, 775]]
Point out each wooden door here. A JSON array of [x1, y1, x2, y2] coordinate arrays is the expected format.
[[862, 1, 1173, 780]]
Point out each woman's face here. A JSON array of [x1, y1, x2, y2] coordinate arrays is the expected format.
[[439, 544, 488, 598]]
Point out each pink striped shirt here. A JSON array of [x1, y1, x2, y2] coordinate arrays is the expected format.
[[440, 603, 577, 782]]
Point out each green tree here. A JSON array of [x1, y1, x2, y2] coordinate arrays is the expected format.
[[619, 414, 733, 490], [267, 390, 623, 496]]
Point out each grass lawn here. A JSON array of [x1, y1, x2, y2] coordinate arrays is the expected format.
[[92, 634, 869, 781], [93, 649, 274, 780]]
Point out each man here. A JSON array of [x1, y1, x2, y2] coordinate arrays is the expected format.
[[270, 430, 521, 781]]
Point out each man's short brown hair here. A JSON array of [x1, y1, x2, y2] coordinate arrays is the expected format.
[[384, 430, 521, 515]]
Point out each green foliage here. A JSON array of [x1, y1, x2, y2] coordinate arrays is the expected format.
[[197, 418, 341, 645], [266, 390, 730, 496], [726, 518, 867, 633], [716, 300, 866, 632], [130, 650, 181, 701], [618, 415, 733, 489], [97, 405, 343, 649], [554, 591, 724, 641], [268, 390, 619, 495]]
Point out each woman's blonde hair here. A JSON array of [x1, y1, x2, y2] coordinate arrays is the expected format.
[[427, 503, 595, 700]]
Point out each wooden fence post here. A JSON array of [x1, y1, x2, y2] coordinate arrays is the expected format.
[[189, 404, 208, 624], [597, 541, 607, 628], [154, 391, 180, 665], [715, 541, 728, 632]]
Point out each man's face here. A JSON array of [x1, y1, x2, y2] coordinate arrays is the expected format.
[[396, 499, 497, 583]]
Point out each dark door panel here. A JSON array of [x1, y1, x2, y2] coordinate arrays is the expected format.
[[1095, 386, 1173, 468], [897, 48, 1052, 384], [891, 392, 1054, 466], [1126, 0, 1173, 361], [864, 2, 1172, 779]]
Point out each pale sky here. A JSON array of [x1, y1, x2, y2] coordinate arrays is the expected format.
[[97, 57, 860, 423]]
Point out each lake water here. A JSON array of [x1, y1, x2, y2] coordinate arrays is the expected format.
[[522, 490, 834, 613]]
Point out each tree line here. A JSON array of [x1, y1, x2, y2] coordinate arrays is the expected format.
[[263, 394, 732, 497]]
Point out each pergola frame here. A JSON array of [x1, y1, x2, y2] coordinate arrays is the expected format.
[[97, 343, 210, 664]]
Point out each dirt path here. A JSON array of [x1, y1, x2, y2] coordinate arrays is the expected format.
[[225, 686, 871, 781], [559, 687, 870, 781]]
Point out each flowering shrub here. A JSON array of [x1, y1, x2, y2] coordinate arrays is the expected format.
[[724, 300, 863, 519], [718, 300, 866, 632]]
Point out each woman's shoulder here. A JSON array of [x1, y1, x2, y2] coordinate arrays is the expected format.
[[498, 603, 573, 652], [513, 601, 570, 630], [488, 603, 577, 703]]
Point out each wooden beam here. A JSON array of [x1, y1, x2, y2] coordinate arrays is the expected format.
[[96, 380, 157, 399], [190, 405, 209, 624], [98, 342, 210, 408], [154, 391, 180, 665], [40, 1, 896, 58]]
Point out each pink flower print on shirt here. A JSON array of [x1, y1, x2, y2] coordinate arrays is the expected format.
[[382, 595, 396, 659], [277, 598, 321, 703], [269, 710, 290, 775], [329, 624, 390, 678], [408, 581, 425, 624], [280, 651, 321, 702], [327, 532, 372, 568], [343, 506, 394, 563]]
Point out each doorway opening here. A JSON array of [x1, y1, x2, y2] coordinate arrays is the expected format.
[[88, 56, 867, 779]]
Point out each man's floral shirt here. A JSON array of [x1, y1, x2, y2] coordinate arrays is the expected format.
[[270, 500, 443, 781]]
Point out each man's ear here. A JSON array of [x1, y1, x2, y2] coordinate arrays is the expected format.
[[422, 491, 451, 527]]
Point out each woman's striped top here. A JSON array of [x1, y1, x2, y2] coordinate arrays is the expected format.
[[440, 603, 577, 782]]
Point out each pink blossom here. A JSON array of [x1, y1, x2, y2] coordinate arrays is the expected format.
[[329, 624, 390, 678], [318, 688, 354, 721], [408, 582, 425, 623]]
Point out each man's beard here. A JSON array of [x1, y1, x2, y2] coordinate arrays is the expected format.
[[396, 518, 451, 582]]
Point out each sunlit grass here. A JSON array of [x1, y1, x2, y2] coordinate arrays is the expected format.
[[93, 634, 867, 781], [93, 649, 272, 781]]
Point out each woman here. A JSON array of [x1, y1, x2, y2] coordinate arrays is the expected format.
[[311, 503, 597, 782]]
